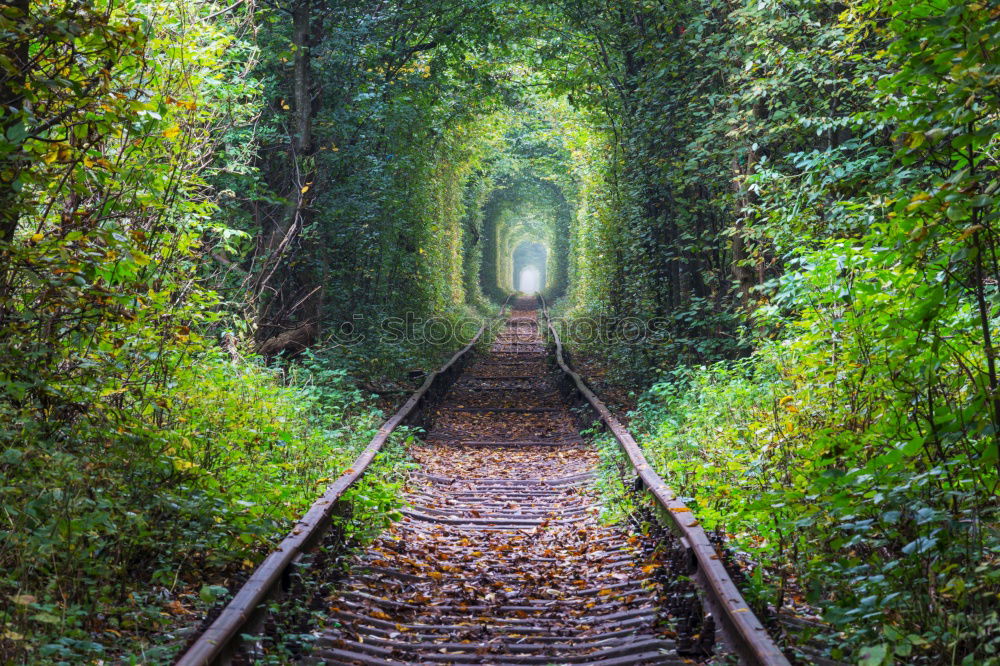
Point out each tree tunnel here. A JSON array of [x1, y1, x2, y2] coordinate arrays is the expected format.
[[477, 175, 572, 302]]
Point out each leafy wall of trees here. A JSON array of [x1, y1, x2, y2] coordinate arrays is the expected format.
[[552, 0, 999, 661]]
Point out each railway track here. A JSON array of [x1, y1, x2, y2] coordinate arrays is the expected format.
[[312, 301, 682, 664], [177, 298, 790, 666]]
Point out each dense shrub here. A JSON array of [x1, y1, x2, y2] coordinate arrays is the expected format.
[[634, 279, 999, 660], [0, 348, 395, 662]]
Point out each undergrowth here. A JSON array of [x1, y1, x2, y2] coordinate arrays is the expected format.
[[314, 302, 500, 391], [588, 426, 638, 527], [213, 436, 418, 666], [629, 327, 999, 664], [0, 348, 409, 664]]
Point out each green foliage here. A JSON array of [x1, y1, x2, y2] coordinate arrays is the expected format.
[[479, 106, 577, 300], [544, 0, 999, 662], [591, 428, 640, 526], [635, 295, 998, 660], [0, 0, 235, 433], [593, 2, 1000, 662], [227, 0, 524, 335], [0, 1, 400, 661], [1, 348, 392, 661]]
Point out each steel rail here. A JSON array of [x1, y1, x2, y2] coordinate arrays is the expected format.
[[175, 299, 509, 666], [538, 295, 791, 666]]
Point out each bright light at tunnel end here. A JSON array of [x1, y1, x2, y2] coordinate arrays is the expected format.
[[518, 266, 541, 294]]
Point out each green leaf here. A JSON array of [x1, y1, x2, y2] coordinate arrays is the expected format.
[[30, 612, 61, 625], [902, 536, 937, 555], [858, 644, 889, 666], [199, 584, 229, 604], [5, 120, 28, 144]]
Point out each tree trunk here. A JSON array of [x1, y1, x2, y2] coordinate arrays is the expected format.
[[0, 0, 30, 243], [261, 0, 313, 259], [292, 0, 313, 157], [256, 0, 317, 334]]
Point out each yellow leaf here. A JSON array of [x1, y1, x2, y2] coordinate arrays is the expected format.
[[906, 192, 932, 211], [173, 458, 197, 471], [83, 155, 96, 168], [669, 507, 691, 513], [163, 125, 181, 140], [779, 396, 794, 406], [300, 185, 310, 194], [958, 224, 984, 242], [909, 224, 929, 242], [30, 233, 43, 243]]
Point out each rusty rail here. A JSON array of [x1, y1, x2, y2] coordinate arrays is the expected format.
[[175, 299, 509, 666], [538, 295, 791, 666]]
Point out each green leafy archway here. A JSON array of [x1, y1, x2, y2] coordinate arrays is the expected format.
[[480, 175, 570, 298]]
